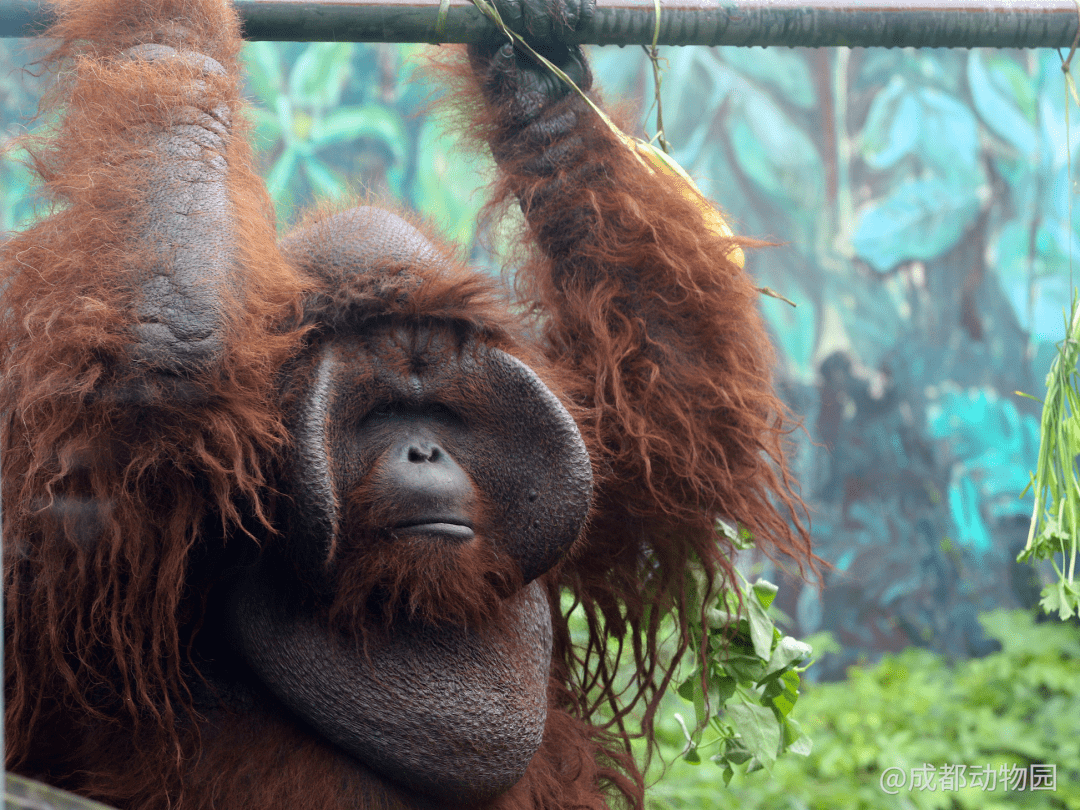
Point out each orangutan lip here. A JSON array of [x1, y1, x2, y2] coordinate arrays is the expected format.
[[393, 521, 475, 540]]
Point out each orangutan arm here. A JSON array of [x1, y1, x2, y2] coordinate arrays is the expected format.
[[465, 27, 805, 565]]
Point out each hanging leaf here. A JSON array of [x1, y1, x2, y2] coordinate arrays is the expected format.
[[764, 638, 813, 681], [726, 702, 782, 770]]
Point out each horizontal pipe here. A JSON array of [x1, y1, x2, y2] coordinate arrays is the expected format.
[[0, 0, 1078, 47]]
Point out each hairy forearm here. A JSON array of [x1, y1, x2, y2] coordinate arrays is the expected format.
[[465, 44, 791, 539], [3, 1, 302, 388], [0, 0, 303, 555]]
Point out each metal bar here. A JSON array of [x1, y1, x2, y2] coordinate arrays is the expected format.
[[0, 0, 1078, 48]]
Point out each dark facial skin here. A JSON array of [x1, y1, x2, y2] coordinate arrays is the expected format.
[[276, 327, 592, 605], [359, 403, 479, 542]]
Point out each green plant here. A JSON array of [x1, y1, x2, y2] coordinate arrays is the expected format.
[[1018, 297, 1080, 620], [563, 527, 816, 784], [1017, 57, 1080, 621], [645, 609, 1080, 809], [669, 523, 813, 782]]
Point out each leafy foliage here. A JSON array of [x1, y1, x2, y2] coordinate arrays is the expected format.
[[1017, 297, 1080, 619], [673, 534, 813, 779], [645, 610, 1080, 809], [564, 535, 815, 780]]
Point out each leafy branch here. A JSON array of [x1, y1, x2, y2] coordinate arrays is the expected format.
[[1017, 296, 1080, 620], [671, 522, 814, 780]]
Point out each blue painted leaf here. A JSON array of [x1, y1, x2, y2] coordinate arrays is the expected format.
[[852, 177, 980, 272], [993, 216, 1035, 325], [659, 49, 737, 159], [1038, 59, 1080, 172], [266, 145, 299, 201], [1037, 50, 1080, 169], [0, 159, 35, 231], [912, 88, 982, 182], [247, 107, 284, 154], [861, 80, 983, 183], [289, 42, 354, 109], [728, 88, 824, 242], [842, 280, 903, 369], [301, 156, 347, 201], [588, 47, 648, 102], [927, 387, 1040, 521], [265, 145, 300, 223], [1046, 165, 1080, 224], [860, 76, 918, 169], [242, 42, 284, 106], [967, 51, 1038, 157], [761, 293, 816, 382], [948, 474, 991, 551], [413, 119, 493, 249], [719, 47, 816, 109], [310, 105, 407, 166]]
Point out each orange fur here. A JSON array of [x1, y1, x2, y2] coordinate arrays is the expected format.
[[2, 0, 306, 790], [3, 2, 814, 808]]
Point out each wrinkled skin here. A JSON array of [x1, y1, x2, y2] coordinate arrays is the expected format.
[[123, 44, 237, 373]]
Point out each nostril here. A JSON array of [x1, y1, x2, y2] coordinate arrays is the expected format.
[[406, 443, 442, 463]]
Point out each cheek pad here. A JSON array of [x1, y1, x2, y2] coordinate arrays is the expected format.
[[284, 332, 593, 585]]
